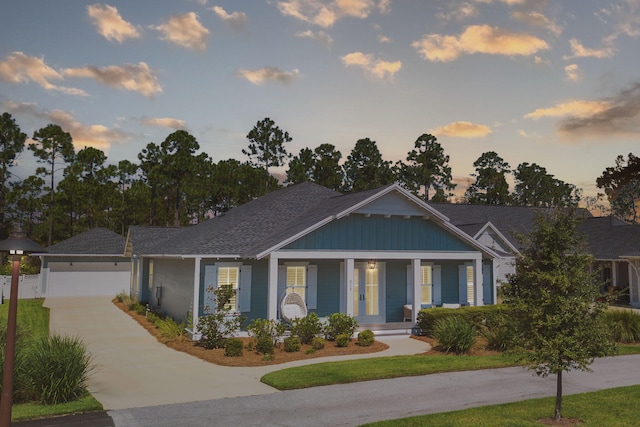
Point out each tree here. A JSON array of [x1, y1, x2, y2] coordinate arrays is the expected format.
[[398, 133, 455, 202], [244, 117, 291, 194], [465, 151, 511, 204], [342, 138, 395, 192], [285, 148, 314, 185], [596, 153, 640, 224], [0, 112, 27, 239], [513, 162, 580, 208], [312, 143, 343, 191], [138, 142, 164, 226], [29, 124, 75, 245], [500, 209, 615, 421], [6, 175, 44, 238], [115, 160, 139, 235]]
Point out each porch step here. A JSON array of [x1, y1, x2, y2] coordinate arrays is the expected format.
[[358, 322, 416, 336]]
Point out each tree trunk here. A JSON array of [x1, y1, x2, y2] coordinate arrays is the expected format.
[[48, 163, 55, 246], [554, 370, 563, 420]]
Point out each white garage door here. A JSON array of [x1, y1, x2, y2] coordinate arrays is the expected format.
[[46, 261, 131, 297]]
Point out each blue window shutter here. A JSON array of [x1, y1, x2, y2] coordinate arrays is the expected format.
[[203, 265, 217, 314], [458, 265, 467, 305], [433, 265, 442, 306], [406, 265, 413, 304], [238, 265, 252, 312], [307, 265, 317, 310]]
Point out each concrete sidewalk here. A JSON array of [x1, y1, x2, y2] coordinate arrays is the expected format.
[[45, 297, 429, 411]]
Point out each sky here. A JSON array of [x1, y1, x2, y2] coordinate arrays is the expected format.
[[1, 0, 639, 203]]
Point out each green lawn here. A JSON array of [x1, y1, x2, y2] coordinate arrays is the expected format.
[[0, 299, 104, 421], [362, 384, 640, 427]]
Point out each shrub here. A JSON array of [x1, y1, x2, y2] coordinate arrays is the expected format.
[[357, 329, 375, 347], [417, 305, 511, 337], [283, 336, 301, 352], [603, 309, 640, 343], [197, 286, 245, 349], [434, 316, 476, 355], [115, 292, 128, 303], [324, 313, 358, 341], [335, 333, 350, 348], [289, 312, 323, 344], [224, 338, 244, 357], [20, 335, 93, 404], [256, 337, 275, 355], [482, 323, 517, 352], [305, 348, 316, 355], [156, 317, 186, 339], [311, 337, 326, 350], [247, 318, 286, 350]]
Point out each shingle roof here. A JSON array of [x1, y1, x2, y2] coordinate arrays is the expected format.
[[578, 216, 640, 259], [45, 228, 126, 255], [147, 181, 342, 256], [125, 226, 185, 256]]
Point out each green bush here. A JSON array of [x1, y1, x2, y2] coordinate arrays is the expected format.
[[283, 336, 301, 352], [335, 333, 350, 348], [357, 329, 375, 347], [197, 286, 245, 349], [417, 305, 511, 337], [224, 338, 244, 357], [311, 336, 326, 350], [434, 316, 476, 355], [115, 292, 128, 303], [20, 335, 93, 405], [482, 323, 517, 352], [156, 317, 186, 339], [289, 312, 323, 344], [603, 309, 640, 343], [256, 336, 275, 355], [324, 313, 358, 341], [247, 318, 285, 350]]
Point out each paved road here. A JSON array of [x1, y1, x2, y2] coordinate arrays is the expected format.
[[109, 354, 640, 427]]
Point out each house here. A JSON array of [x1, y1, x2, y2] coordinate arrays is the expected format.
[[134, 182, 503, 329], [427, 203, 640, 307], [38, 228, 131, 297]]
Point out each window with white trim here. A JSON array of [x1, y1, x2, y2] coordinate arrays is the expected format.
[[218, 266, 240, 311], [421, 265, 433, 306], [286, 266, 306, 300], [466, 265, 474, 306]]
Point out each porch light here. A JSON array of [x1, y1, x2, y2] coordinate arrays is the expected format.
[[0, 228, 46, 426], [368, 260, 376, 270]]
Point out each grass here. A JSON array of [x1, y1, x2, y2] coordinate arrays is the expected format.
[[261, 353, 522, 390], [362, 385, 640, 426], [0, 299, 103, 421]]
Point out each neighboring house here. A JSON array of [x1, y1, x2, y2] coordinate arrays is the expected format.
[[428, 203, 640, 308], [38, 228, 131, 297], [135, 182, 502, 329]]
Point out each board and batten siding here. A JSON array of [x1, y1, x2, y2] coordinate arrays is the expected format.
[[151, 258, 195, 323], [284, 215, 474, 252]]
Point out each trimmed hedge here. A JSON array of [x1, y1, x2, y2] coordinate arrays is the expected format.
[[416, 304, 512, 337]]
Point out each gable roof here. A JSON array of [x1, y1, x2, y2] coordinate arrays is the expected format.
[[125, 226, 185, 256], [579, 216, 640, 260], [145, 182, 496, 259], [44, 228, 126, 256]]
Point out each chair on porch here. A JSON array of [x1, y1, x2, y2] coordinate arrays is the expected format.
[[280, 291, 307, 323], [403, 304, 412, 322]]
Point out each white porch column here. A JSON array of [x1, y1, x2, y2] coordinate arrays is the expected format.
[[412, 259, 421, 324], [628, 260, 640, 306], [345, 258, 354, 317], [192, 257, 201, 331], [268, 255, 279, 320], [612, 261, 619, 287], [474, 256, 484, 306]]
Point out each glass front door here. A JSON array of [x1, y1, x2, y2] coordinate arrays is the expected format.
[[353, 263, 383, 323]]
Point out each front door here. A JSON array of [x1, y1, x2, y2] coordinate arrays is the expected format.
[[353, 263, 384, 323]]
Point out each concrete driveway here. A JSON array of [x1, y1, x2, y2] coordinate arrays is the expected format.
[[45, 297, 428, 411]]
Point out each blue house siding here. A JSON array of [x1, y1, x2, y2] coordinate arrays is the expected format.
[[483, 260, 494, 305], [385, 261, 408, 322], [151, 258, 194, 322], [440, 262, 460, 304], [284, 215, 475, 252], [314, 260, 341, 317], [245, 259, 268, 322]]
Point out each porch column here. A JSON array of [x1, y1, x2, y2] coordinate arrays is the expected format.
[[345, 258, 354, 317], [192, 257, 201, 331], [412, 259, 421, 324], [474, 256, 484, 306], [268, 255, 279, 320], [492, 261, 499, 304], [612, 261, 618, 287], [628, 259, 640, 306]]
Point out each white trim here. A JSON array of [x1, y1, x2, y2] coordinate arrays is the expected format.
[[473, 222, 520, 255], [272, 249, 484, 261], [412, 259, 421, 323], [268, 255, 279, 320], [192, 257, 201, 333], [345, 258, 355, 317]]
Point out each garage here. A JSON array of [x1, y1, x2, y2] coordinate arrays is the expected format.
[[39, 228, 131, 298]]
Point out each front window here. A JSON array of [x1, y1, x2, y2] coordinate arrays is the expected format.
[[218, 266, 239, 311], [466, 265, 474, 306], [421, 266, 432, 306], [287, 266, 306, 301]]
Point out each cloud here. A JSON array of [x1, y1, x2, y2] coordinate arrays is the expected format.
[[563, 38, 615, 59], [62, 62, 162, 97], [295, 30, 333, 48], [4, 101, 128, 151], [0, 52, 87, 96], [341, 52, 401, 79], [211, 5, 247, 30], [556, 82, 640, 138], [412, 25, 549, 62], [155, 12, 209, 51], [511, 10, 562, 36], [277, 0, 386, 27], [431, 121, 492, 138], [436, 2, 479, 22], [141, 117, 186, 130], [564, 64, 581, 82], [87, 4, 141, 43], [524, 99, 610, 119], [235, 67, 300, 85]]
